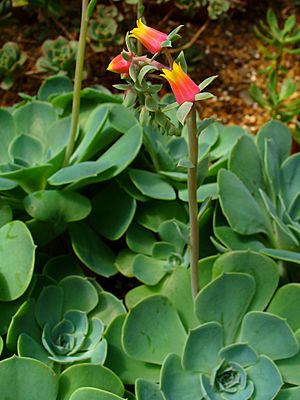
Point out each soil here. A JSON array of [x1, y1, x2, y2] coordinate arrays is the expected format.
[[0, 0, 299, 136]]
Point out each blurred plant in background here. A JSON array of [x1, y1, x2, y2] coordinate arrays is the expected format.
[[0, 41, 27, 89], [250, 9, 300, 142], [36, 36, 78, 79], [87, 4, 124, 53]]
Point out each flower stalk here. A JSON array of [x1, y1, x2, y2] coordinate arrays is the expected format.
[[64, 0, 89, 166], [186, 104, 199, 297]]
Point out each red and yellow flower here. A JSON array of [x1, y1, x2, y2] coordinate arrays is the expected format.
[[161, 62, 200, 104], [107, 53, 131, 74], [129, 19, 168, 55]]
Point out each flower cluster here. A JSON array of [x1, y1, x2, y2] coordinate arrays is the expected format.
[[107, 19, 202, 105]]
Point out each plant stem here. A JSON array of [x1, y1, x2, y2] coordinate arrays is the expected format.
[[186, 105, 199, 298], [137, 0, 143, 56], [64, 0, 89, 166]]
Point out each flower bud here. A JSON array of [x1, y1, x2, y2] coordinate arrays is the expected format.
[[107, 53, 131, 74]]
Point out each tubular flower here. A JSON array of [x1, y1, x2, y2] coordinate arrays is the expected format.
[[161, 62, 200, 104], [107, 53, 131, 74], [129, 19, 168, 55]]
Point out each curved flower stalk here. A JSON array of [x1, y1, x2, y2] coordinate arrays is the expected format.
[[6, 273, 125, 369], [215, 120, 300, 268]]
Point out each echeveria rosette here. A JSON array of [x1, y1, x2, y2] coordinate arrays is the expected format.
[[6, 274, 125, 369], [115, 218, 189, 286], [122, 253, 300, 399]]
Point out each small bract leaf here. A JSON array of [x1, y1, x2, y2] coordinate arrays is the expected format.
[[176, 101, 193, 125]]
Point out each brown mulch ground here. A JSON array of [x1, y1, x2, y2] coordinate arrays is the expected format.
[[0, 0, 299, 135]]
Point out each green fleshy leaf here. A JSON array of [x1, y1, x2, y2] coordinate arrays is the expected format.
[[36, 285, 64, 328], [161, 353, 203, 400], [241, 311, 299, 360], [88, 181, 136, 241], [276, 330, 300, 385], [18, 333, 51, 366], [247, 355, 283, 399], [24, 190, 91, 223], [183, 322, 223, 373], [268, 284, 300, 331], [57, 364, 124, 400], [89, 291, 126, 327], [136, 379, 164, 400], [132, 254, 167, 285], [218, 169, 269, 235], [195, 273, 255, 344], [129, 169, 176, 200], [123, 295, 187, 364], [70, 388, 125, 400], [70, 222, 117, 277], [105, 315, 160, 385], [220, 343, 258, 367], [276, 387, 300, 400], [59, 276, 98, 314], [0, 356, 58, 400], [213, 251, 279, 311], [0, 221, 35, 301]]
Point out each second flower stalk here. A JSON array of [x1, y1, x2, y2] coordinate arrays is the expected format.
[[108, 18, 216, 297]]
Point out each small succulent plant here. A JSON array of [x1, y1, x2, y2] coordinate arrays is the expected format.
[[87, 5, 123, 52], [36, 36, 78, 78], [116, 218, 189, 285], [120, 251, 300, 399], [0, 41, 27, 89], [0, 0, 11, 22], [214, 120, 300, 269], [6, 273, 124, 368]]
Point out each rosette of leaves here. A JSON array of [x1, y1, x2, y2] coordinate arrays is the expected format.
[[120, 251, 300, 399], [214, 120, 300, 268], [36, 36, 78, 78], [88, 4, 123, 52], [116, 218, 190, 285], [0, 41, 27, 89], [6, 266, 126, 369]]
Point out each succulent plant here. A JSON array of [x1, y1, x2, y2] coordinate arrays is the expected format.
[[0, 41, 27, 89], [116, 218, 189, 285], [6, 272, 125, 368], [87, 5, 123, 52], [36, 36, 78, 78], [0, 0, 11, 21], [119, 251, 300, 399], [214, 120, 300, 269]]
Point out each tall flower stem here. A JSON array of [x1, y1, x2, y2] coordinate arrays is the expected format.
[[64, 0, 89, 166], [137, 0, 143, 56], [186, 104, 199, 298]]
